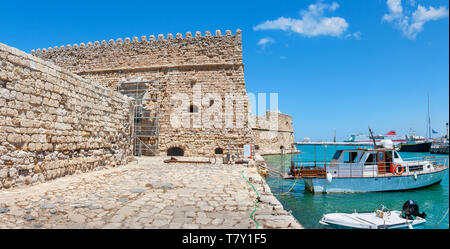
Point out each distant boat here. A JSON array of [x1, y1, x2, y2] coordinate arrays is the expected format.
[[397, 129, 431, 153], [398, 95, 435, 153], [430, 141, 449, 154], [345, 130, 406, 145], [398, 140, 432, 152]]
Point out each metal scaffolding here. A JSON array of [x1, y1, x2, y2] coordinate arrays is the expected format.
[[117, 80, 160, 156]]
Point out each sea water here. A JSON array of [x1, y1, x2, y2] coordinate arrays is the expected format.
[[264, 145, 449, 229]]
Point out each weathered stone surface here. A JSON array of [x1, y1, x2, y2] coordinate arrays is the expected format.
[[0, 157, 302, 229], [0, 42, 133, 189], [251, 111, 297, 155], [40, 203, 56, 209]]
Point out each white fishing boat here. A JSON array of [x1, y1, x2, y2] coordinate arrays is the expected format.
[[319, 200, 427, 229], [290, 140, 449, 193]]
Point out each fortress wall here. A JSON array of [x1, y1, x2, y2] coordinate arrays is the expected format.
[[33, 30, 253, 157], [0, 43, 133, 189], [252, 111, 295, 155], [32, 30, 244, 88]]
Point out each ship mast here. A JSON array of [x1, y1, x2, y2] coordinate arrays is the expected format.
[[427, 93, 432, 140]]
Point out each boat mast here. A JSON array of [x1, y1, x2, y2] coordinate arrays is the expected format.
[[427, 93, 432, 140], [368, 126, 377, 148]]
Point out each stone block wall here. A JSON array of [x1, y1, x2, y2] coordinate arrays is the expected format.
[[33, 29, 253, 157], [251, 111, 296, 155], [0, 43, 133, 189]]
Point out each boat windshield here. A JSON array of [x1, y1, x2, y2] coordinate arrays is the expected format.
[[365, 153, 377, 165], [344, 151, 359, 163], [332, 150, 343, 160]]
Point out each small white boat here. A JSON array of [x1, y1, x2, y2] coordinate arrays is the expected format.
[[319, 201, 427, 229]]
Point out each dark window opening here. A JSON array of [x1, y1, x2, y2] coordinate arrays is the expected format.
[[167, 147, 184, 156], [344, 151, 358, 163], [394, 151, 400, 159], [365, 153, 377, 165], [209, 99, 215, 106], [385, 151, 393, 164], [215, 148, 223, 154], [332, 150, 343, 160], [189, 105, 198, 113]]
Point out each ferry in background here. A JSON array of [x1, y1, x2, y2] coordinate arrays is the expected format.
[[398, 133, 432, 152], [345, 130, 433, 152], [345, 131, 406, 145]]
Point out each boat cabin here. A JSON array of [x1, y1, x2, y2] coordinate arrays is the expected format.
[[328, 148, 435, 177]]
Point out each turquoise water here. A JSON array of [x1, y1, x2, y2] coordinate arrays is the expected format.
[[264, 145, 449, 229]]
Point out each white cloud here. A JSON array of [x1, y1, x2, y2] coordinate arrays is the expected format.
[[413, 5, 449, 23], [257, 37, 275, 49], [382, 0, 449, 40], [345, 31, 362, 40], [253, 1, 349, 38], [383, 0, 404, 22]]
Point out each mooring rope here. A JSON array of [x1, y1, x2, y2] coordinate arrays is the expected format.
[[275, 177, 298, 196], [240, 170, 260, 229], [435, 208, 449, 227]]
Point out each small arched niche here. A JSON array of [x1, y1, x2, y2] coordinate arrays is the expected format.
[[167, 147, 184, 156], [214, 147, 223, 155]]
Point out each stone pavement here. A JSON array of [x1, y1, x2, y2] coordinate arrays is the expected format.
[[0, 157, 302, 229]]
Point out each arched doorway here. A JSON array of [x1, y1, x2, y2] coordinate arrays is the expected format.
[[215, 147, 223, 154], [167, 147, 184, 156]]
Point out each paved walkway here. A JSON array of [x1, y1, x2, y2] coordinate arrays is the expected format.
[[0, 157, 302, 229]]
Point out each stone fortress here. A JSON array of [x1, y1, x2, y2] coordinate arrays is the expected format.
[[1, 29, 295, 189], [252, 111, 295, 155]]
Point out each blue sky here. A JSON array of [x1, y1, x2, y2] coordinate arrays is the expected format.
[[1, 0, 448, 141]]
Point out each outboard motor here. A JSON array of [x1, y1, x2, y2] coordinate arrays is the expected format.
[[402, 200, 427, 220]]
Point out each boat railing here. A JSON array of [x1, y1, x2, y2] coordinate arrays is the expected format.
[[403, 156, 449, 167], [292, 161, 328, 168]]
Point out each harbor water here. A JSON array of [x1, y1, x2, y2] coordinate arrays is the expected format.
[[264, 144, 449, 229]]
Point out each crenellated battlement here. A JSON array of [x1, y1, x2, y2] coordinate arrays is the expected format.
[[31, 29, 242, 56]]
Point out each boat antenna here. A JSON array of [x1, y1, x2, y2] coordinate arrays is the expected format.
[[368, 126, 378, 148]]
